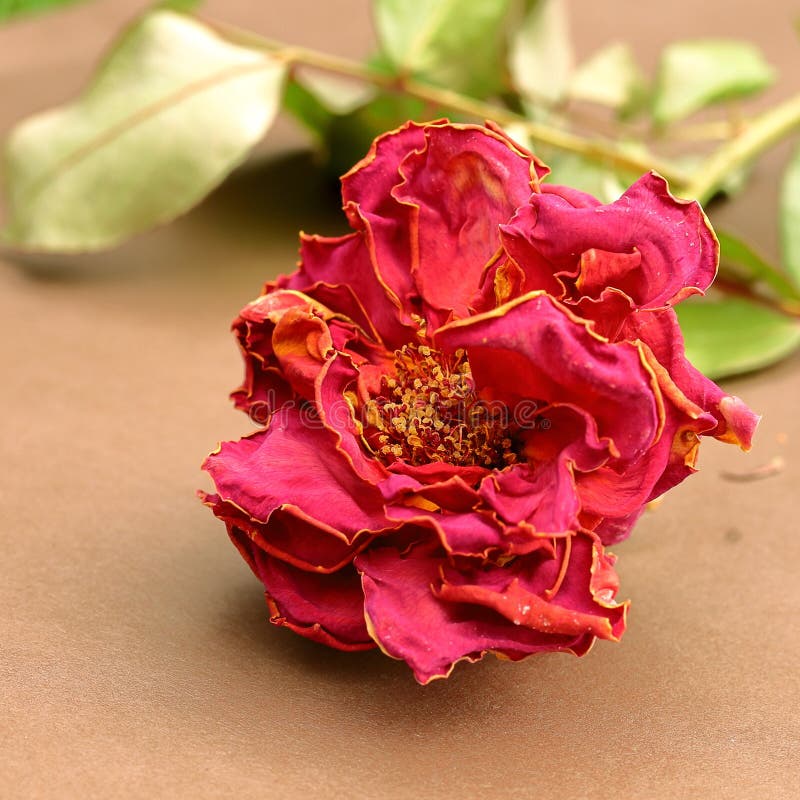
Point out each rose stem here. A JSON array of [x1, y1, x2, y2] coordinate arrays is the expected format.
[[204, 19, 691, 188], [686, 93, 800, 204]]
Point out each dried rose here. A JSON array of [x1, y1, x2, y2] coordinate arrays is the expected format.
[[201, 121, 758, 684]]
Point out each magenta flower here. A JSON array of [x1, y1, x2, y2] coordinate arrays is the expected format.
[[201, 121, 758, 684]]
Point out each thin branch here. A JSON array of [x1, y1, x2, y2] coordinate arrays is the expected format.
[[711, 274, 800, 319], [686, 92, 800, 203], [206, 19, 692, 188], [664, 118, 746, 143]]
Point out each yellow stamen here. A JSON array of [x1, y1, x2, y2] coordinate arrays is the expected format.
[[363, 343, 518, 468]]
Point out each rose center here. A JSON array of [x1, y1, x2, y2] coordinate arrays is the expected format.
[[363, 344, 519, 469]]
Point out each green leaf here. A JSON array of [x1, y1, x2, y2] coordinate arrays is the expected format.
[[0, 0, 202, 21], [780, 139, 800, 285], [676, 296, 800, 379], [653, 39, 775, 126], [568, 42, 646, 115], [0, 0, 84, 22], [716, 229, 800, 302], [283, 78, 335, 147], [545, 152, 625, 204], [283, 72, 377, 158], [2, 10, 285, 251], [373, 0, 512, 96], [154, 0, 204, 12], [325, 93, 432, 179], [292, 71, 377, 116], [508, 0, 573, 105]]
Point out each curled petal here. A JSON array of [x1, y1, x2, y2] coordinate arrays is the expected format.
[[272, 307, 334, 399], [231, 289, 320, 417], [541, 182, 601, 209], [483, 120, 551, 181], [245, 540, 375, 651], [379, 466, 567, 558], [315, 354, 391, 484], [519, 403, 613, 471], [638, 340, 718, 495], [501, 172, 718, 309], [474, 256, 528, 313], [478, 459, 580, 533], [230, 289, 380, 418], [201, 493, 372, 573], [387, 459, 490, 487], [202, 409, 393, 541], [622, 307, 760, 448], [435, 292, 661, 463], [379, 471, 481, 513], [499, 207, 569, 298], [385, 504, 529, 559], [341, 122, 427, 331], [341, 121, 427, 229], [393, 123, 544, 320], [357, 531, 626, 684], [570, 288, 635, 341], [575, 248, 643, 301], [718, 396, 759, 451], [437, 536, 625, 640], [280, 231, 415, 348], [583, 507, 645, 547], [576, 347, 718, 544], [231, 365, 293, 424]]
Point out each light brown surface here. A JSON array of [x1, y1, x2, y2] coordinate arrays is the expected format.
[[1, 2, 799, 798]]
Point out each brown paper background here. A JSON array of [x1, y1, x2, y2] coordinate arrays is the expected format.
[[1, 2, 798, 797]]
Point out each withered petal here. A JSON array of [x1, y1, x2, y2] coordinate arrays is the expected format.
[[357, 531, 626, 684]]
